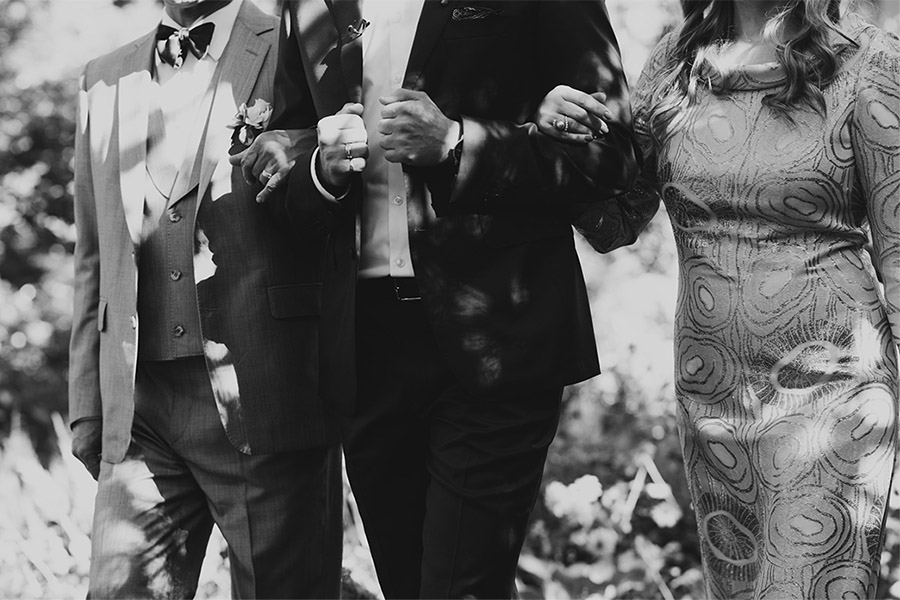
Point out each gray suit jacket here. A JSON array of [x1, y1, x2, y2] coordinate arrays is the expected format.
[[69, 0, 338, 462]]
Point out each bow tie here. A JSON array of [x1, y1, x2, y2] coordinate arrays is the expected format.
[[155, 22, 215, 69]]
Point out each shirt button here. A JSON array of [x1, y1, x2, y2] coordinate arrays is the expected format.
[[392, 73, 402, 84], [130, 315, 138, 329], [394, 258, 405, 268], [167, 209, 182, 223], [393, 195, 404, 205], [173, 325, 185, 337], [169, 269, 182, 281], [393, 12, 402, 23]]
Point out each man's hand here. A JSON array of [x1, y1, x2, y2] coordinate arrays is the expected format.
[[72, 419, 103, 480], [317, 103, 368, 195], [229, 129, 307, 204], [379, 89, 458, 166]]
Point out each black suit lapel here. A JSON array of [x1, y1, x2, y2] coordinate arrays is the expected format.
[[328, 0, 363, 103], [291, 0, 354, 113], [404, 0, 454, 89]]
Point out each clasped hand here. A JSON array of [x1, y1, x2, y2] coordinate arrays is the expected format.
[[229, 129, 308, 204], [233, 89, 458, 201]]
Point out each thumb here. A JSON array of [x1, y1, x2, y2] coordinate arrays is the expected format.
[[228, 148, 247, 165], [337, 102, 364, 116]]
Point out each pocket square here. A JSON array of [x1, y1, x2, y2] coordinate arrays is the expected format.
[[452, 6, 502, 21]]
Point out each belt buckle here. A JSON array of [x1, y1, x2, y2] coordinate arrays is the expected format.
[[393, 278, 422, 302]]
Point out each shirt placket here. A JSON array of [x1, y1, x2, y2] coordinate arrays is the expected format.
[[387, 6, 414, 278]]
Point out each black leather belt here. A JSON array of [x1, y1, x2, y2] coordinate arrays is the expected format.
[[391, 277, 422, 301], [359, 277, 422, 302]]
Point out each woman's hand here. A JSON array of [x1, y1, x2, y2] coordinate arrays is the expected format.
[[534, 85, 613, 144]]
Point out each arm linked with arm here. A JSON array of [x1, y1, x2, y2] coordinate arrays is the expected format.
[[426, 0, 641, 217], [263, 4, 348, 236], [569, 26, 686, 253]]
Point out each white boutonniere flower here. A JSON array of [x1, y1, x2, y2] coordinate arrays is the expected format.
[[227, 98, 272, 147]]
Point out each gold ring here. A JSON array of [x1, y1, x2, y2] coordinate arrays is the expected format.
[[345, 143, 353, 161]]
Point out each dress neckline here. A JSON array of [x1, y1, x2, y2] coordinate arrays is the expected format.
[[695, 24, 863, 93]]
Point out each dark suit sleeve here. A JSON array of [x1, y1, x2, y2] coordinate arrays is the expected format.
[[427, 0, 640, 217], [571, 28, 683, 253], [265, 4, 345, 235]]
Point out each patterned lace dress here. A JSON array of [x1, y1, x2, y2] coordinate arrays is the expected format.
[[631, 20, 900, 599]]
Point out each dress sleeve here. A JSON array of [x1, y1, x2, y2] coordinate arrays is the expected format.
[[430, 0, 641, 215], [572, 30, 678, 254], [852, 29, 900, 347]]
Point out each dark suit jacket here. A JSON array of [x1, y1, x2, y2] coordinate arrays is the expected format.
[[269, 0, 649, 412], [69, 0, 338, 461]]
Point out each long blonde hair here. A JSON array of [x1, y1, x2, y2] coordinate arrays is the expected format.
[[647, 0, 846, 145]]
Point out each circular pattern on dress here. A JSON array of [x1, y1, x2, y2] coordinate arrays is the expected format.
[[688, 96, 752, 166], [863, 96, 900, 148], [697, 493, 762, 582], [816, 245, 883, 310], [751, 416, 816, 491], [746, 320, 854, 410], [681, 256, 736, 333], [694, 418, 756, 503], [757, 580, 805, 599], [767, 485, 854, 566], [662, 181, 718, 235], [822, 104, 855, 168], [811, 560, 875, 600], [745, 171, 842, 231], [864, 499, 885, 564], [869, 171, 900, 237], [817, 383, 896, 485], [753, 108, 821, 167], [739, 246, 816, 336], [675, 330, 741, 406]]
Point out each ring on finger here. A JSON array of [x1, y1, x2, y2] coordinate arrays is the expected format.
[[260, 171, 273, 181], [552, 118, 561, 130], [344, 143, 353, 161], [563, 115, 569, 133]]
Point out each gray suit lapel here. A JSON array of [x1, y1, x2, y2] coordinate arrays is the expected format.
[[193, 10, 271, 207], [117, 31, 156, 246]]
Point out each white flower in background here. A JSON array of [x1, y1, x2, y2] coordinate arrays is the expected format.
[[545, 475, 604, 527]]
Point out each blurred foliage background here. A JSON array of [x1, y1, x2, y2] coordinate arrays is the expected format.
[[0, 0, 897, 598]]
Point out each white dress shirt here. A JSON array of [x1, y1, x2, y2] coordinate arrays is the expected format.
[[152, 0, 241, 176], [313, 0, 426, 279]]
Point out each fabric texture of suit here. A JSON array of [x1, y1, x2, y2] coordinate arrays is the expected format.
[[69, 1, 342, 597], [269, 0, 652, 414], [265, 1, 652, 597], [70, 0, 339, 461]]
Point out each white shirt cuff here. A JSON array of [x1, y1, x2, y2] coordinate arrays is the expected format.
[[310, 147, 350, 203]]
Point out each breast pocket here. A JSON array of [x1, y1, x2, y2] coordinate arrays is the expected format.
[[441, 4, 528, 40]]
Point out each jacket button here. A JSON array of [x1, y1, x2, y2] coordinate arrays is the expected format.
[[169, 269, 182, 281], [167, 209, 182, 223], [173, 325, 185, 337], [130, 315, 137, 329]]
